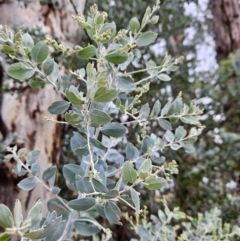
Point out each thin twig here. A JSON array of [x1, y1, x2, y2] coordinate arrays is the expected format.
[[70, 0, 78, 14]]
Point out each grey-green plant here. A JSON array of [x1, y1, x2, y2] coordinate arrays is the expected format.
[[0, 1, 237, 241], [124, 200, 240, 241]]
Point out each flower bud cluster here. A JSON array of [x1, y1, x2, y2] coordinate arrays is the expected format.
[[72, 14, 93, 30], [140, 122, 147, 138], [74, 45, 82, 51], [89, 3, 99, 18], [0, 25, 12, 42], [72, 14, 86, 25], [114, 29, 128, 42], [97, 58, 106, 69], [15, 38, 22, 49], [164, 160, 179, 181], [174, 56, 184, 64], [135, 82, 150, 95], [121, 43, 136, 53], [101, 12, 108, 21], [46, 38, 73, 56], [93, 29, 111, 42]]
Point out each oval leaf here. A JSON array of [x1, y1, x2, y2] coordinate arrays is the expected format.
[[31, 41, 49, 63], [50, 62, 59, 82], [7, 63, 35, 81], [24, 216, 62, 239], [0, 204, 14, 229], [18, 177, 37, 191], [150, 15, 159, 24], [103, 190, 119, 199], [89, 137, 106, 150], [76, 176, 94, 194], [23, 228, 45, 239], [183, 143, 195, 153], [94, 87, 118, 103], [2, 45, 15, 55], [158, 119, 172, 130], [68, 197, 96, 211], [136, 31, 157, 47], [14, 199, 22, 228], [129, 17, 140, 33], [23, 200, 43, 228], [95, 204, 106, 218], [0, 232, 11, 241], [70, 132, 87, 150], [66, 90, 83, 105], [101, 122, 127, 138], [126, 142, 139, 160], [144, 177, 167, 190], [130, 188, 140, 214], [21, 32, 34, 52], [92, 178, 109, 193], [123, 161, 137, 184], [29, 78, 45, 88], [48, 100, 70, 115], [78, 45, 96, 59], [139, 159, 152, 173], [141, 136, 154, 153], [42, 166, 56, 182], [63, 164, 84, 183], [90, 109, 111, 126], [42, 58, 54, 76], [17, 148, 27, 158], [175, 126, 187, 140], [150, 100, 161, 117], [105, 50, 128, 64], [104, 201, 121, 225], [158, 73, 171, 81], [117, 76, 134, 90], [47, 199, 70, 216], [164, 130, 175, 142], [74, 217, 101, 236]]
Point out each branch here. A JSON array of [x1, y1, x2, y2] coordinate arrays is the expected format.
[[70, 0, 78, 14]]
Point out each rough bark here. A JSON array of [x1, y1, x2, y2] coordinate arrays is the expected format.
[[0, 0, 85, 215], [210, 0, 240, 61]]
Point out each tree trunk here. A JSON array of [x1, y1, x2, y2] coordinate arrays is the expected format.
[[0, 0, 85, 215], [210, 0, 240, 61]]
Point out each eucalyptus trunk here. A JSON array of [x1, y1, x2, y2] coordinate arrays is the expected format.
[[210, 0, 240, 61], [0, 0, 85, 215]]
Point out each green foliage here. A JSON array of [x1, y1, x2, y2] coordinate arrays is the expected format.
[[0, 204, 13, 229], [90, 1, 240, 231], [123, 161, 138, 184], [31, 41, 49, 63], [125, 202, 240, 241], [7, 63, 35, 81], [0, 1, 237, 241], [0, 200, 43, 238]]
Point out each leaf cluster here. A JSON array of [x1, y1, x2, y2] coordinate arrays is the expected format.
[[0, 1, 207, 240]]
